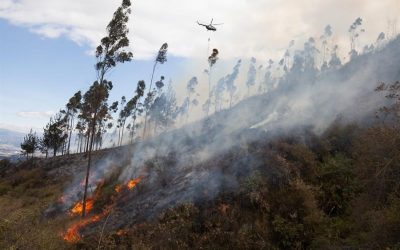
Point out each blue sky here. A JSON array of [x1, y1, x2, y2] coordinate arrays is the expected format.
[[0, 19, 189, 132]]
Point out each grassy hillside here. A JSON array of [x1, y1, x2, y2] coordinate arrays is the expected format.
[[1, 121, 399, 249]]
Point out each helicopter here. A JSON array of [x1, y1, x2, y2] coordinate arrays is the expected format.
[[197, 18, 223, 31]]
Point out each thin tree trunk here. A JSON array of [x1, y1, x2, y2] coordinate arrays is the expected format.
[[214, 94, 218, 113], [82, 113, 97, 218], [80, 135, 84, 153], [63, 111, 70, 155], [85, 131, 90, 153], [78, 135, 81, 153], [67, 116, 74, 154], [83, 136, 87, 153], [76, 135, 80, 154], [143, 61, 157, 139], [186, 93, 191, 123], [80, 135, 83, 153], [130, 116, 137, 144], [120, 120, 126, 146], [82, 54, 109, 217], [98, 131, 101, 150], [117, 125, 122, 147]]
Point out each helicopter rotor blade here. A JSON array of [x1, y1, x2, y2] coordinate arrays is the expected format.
[[213, 23, 224, 26], [210, 18, 213, 25]]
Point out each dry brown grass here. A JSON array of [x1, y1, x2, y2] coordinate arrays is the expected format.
[[0, 166, 72, 249]]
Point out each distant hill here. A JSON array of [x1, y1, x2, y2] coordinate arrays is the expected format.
[[0, 128, 24, 147], [0, 128, 24, 159]]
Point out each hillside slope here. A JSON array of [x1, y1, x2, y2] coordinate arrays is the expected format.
[[1, 37, 400, 249], [72, 36, 400, 233]]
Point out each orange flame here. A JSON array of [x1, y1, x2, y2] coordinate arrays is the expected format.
[[116, 229, 128, 236], [70, 199, 94, 216], [127, 177, 142, 190], [63, 214, 103, 242], [63, 177, 143, 243], [114, 185, 122, 193]]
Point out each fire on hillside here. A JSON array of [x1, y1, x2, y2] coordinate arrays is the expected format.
[[62, 177, 143, 243]]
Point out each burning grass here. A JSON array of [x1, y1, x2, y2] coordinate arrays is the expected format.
[[127, 177, 142, 190], [62, 176, 143, 243], [63, 214, 104, 243], [70, 198, 94, 216]]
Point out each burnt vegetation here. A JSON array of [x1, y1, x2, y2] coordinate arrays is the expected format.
[[2, 117, 400, 249]]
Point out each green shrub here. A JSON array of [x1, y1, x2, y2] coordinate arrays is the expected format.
[[0, 182, 11, 195], [268, 180, 324, 249], [317, 154, 358, 216]]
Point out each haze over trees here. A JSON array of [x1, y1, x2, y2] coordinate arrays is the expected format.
[[63, 91, 82, 155], [184, 77, 199, 122], [246, 57, 257, 96], [20, 15, 396, 160], [143, 43, 169, 138], [20, 15, 397, 161]]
